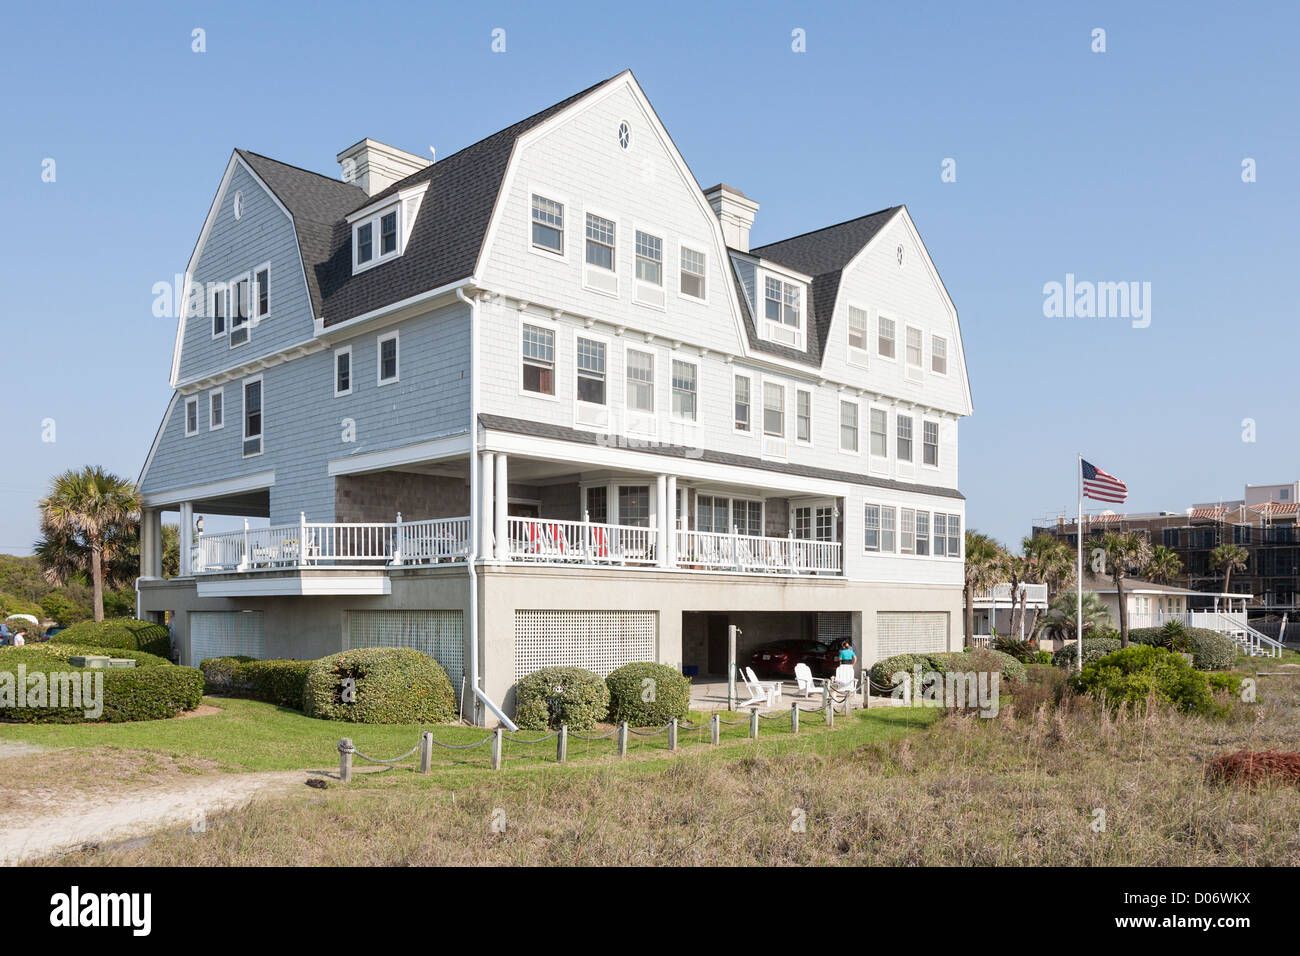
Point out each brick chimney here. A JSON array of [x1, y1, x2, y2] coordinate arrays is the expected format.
[[336, 138, 432, 196]]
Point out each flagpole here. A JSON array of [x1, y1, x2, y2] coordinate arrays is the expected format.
[[1077, 453, 1084, 674]]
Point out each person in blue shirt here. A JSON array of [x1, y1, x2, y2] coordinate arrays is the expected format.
[[838, 640, 856, 664]]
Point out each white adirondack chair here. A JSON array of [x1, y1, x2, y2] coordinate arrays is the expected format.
[[792, 662, 824, 698], [743, 666, 781, 707], [736, 667, 768, 709], [829, 663, 857, 694]]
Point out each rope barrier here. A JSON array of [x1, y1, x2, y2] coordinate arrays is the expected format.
[[502, 732, 559, 744], [757, 711, 787, 720], [352, 741, 422, 764], [429, 732, 495, 750], [567, 728, 619, 741], [716, 716, 748, 725], [626, 723, 673, 737], [677, 720, 710, 731]]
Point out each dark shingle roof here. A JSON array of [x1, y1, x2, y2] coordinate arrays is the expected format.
[[235, 150, 368, 318], [747, 206, 901, 364]]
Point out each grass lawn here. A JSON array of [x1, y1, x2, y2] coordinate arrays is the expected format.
[[0, 695, 939, 778]]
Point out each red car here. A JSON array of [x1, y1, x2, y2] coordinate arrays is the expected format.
[[747, 640, 840, 678]]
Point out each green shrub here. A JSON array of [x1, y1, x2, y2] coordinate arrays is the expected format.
[[52, 618, 171, 658], [1052, 637, 1122, 669], [1073, 645, 1219, 716], [302, 648, 457, 724], [515, 666, 610, 731], [605, 662, 690, 726], [869, 653, 948, 691], [0, 645, 202, 723], [42, 644, 171, 668], [1128, 627, 1236, 670], [201, 656, 309, 710], [1032, 650, 1053, 665]]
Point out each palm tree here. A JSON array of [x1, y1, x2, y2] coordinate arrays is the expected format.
[[1209, 543, 1249, 595], [1032, 590, 1113, 644], [1091, 531, 1152, 647], [963, 531, 1005, 648], [1144, 545, 1183, 584], [1001, 550, 1031, 641], [37, 467, 141, 621], [1024, 533, 1076, 598]]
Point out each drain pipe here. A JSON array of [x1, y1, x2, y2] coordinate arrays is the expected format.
[[457, 286, 517, 731]]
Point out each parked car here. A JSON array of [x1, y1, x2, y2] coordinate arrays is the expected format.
[[747, 639, 841, 678], [44, 625, 68, 639]]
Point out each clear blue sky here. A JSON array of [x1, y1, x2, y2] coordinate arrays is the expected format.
[[2, 0, 1297, 554]]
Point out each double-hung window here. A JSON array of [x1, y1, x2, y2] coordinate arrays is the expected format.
[[763, 382, 785, 437], [379, 211, 397, 256], [763, 276, 802, 345], [796, 389, 812, 443], [734, 375, 751, 432], [255, 267, 270, 319], [931, 335, 948, 374], [915, 511, 930, 555], [229, 276, 250, 347], [906, 326, 924, 377], [242, 378, 263, 457], [897, 414, 913, 462], [356, 222, 373, 264], [923, 420, 939, 466], [901, 508, 916, 554], [334, 347, 352, 397], [585, 213, 615, 270], [847, 306, 869, 360], [934, 514, 960, 556], [878, 316, 896, 358], [377, 332, 399, 385], [626, 350, 655, 412], [531, 195, 564, 253], [211, 287, 225, 336], [865, 504, 896, 552], [184, 397, 198, 437], [353, 204, 404, 271], [671, 359, 697, 421], [521, 324, 555, 396], [635, 231, 662, 284], [576, 337, 606, 405], [839, 400, 858, 452], [870, 408, 888, 457], [618, 485, 651, 527], [680, 246, 706, 299], [209, 389, 224, 430]]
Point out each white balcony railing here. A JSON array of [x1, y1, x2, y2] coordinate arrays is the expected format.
[[972, 583, 1049, 604], [195, 514, 843, 576], [195, 515, 471, 572]]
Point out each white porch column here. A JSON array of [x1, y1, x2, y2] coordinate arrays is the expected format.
[[666, 475, 678, 567], [178, 502, 193, 577], [479, 452, 495, 558], [494, 453, 509, 560], [142, 508, 163, 578], [656, 474, 669, 568]]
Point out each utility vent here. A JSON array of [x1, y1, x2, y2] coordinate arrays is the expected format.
[[514, 610, 656, 679], [190, 611, 264, 664], [876, 612, 948, 659]]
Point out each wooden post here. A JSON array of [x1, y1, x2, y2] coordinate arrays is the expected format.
[[491, 727, 503, 770], [617, 721, 628, 757], [710, 712, 720, 745], [338, 738, 353, 783], [419, 732, 432, 774], [791, 702, 799, 734], [668, 718, 678, 751], [824, 693, 834, 727], [749, 708, 759, 739], [557, 723, 568, 763]]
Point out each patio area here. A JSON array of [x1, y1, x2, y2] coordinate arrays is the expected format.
[[689, 677, 897, 712]]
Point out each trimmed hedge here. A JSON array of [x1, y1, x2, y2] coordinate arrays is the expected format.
[[1073, 645, 1220, 716], [605, 662, 690, 726], [869, 653, 948, 691], [0, 645, 202, 723], [515, 666, 610, 731], [1052, 637, 1122, 669], [302, 648, 457, 724], [940, 648, 1027, 686], [51, 618, 171, 658], [201, 656, 311, 710], [1128, 627, 1237, 671]]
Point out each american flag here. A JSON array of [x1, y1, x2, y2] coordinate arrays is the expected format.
[[1082, 459, 1127, 503]]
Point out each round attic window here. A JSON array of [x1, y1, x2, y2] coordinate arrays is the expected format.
[[233, 190, 244, 220], [618, 121, 630, 150]]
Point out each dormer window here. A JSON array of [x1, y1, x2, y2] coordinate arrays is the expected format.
[[349, 183, 427, 275], [762, 275, 803, 347]]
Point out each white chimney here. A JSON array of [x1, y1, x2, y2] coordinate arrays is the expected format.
[[704, 184, 760, 253], [336, 138, 432, 196]]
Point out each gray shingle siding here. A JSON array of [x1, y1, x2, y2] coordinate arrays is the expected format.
[[141, 301, 471, 522]]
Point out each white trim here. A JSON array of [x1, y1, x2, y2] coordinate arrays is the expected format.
[[669, 354, 699, 425], [572, 327, 612, 431], [327, 431, 471, 476], [845, 303, 870, 368], [196, 572, 392, 598], [208, 387, 225, 431], [794, 386, 814, 447], [184, 396, 199, 437], [930, 333, 949, 376], [333, 344, 353, 397], [518, 316, 559, 401], [903, 324, 924, 382], [253, 261, 271, 324], [631, 221, 668, 311], [351, 201, 403, 274], [732, 371, 753, 436], [580, 204, 620, 298], [757, 269, 806, 350], [209, 281, 228, 340], [228, 271, 252, 349], [624, 345, 657, 415], [676, 239, 709, 304], [376, 329, 400, 386], [838, 397, 860, 455], [528, 185, 569, 261], [876, 313, 898, 363], [176, 339, 327, 394], [242, 373, 264, 458], [140, 469, 276, 509], [921, 418, 940, 470], [312, 278, 472, 341]]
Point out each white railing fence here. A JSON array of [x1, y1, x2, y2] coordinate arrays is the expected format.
[[507, 516, 657, 566], [1125, 609, 1282, 659], [677, 528, 841, 575]]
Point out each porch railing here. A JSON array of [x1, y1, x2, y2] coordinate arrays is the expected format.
[[195, 515, 471, 572], [677, 528, 841, 575], [195, 514, 843, 576], [1127, 609, 1283, 658]]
